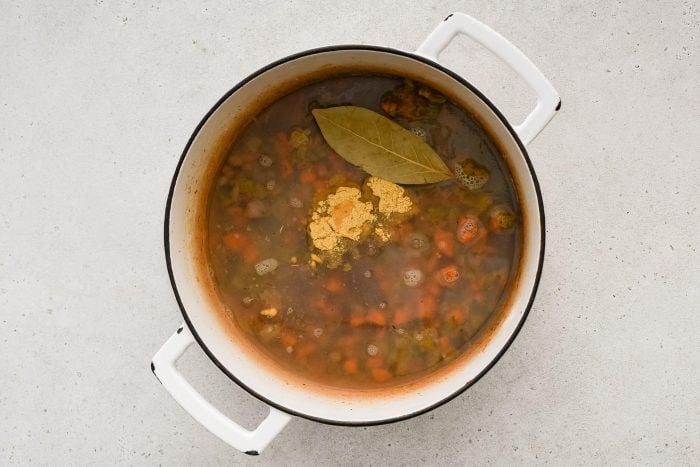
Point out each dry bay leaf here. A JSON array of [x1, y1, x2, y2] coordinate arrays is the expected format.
[[312, 106, 453, 185]]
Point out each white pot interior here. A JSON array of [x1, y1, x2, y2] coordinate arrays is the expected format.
[[167, 48, 543, 424]]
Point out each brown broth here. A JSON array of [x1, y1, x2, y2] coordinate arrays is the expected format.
[[206, 74, 521, 389]]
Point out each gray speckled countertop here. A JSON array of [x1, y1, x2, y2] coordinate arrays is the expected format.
[[1, 1, 698, 465]]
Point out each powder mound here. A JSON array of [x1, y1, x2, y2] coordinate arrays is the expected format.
[[308, 187, 375, 252], [366, 177, 412, 216]]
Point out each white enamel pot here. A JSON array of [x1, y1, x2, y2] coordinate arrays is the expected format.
[[152, 13, 559, 455]]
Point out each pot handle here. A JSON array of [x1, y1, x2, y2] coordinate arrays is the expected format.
[[151, 323, 292, 455], [416, 13, 560, 146]]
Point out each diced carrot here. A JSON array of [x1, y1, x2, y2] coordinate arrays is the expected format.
[[370, 367, 392, 383], [391, 222, 412, 241], [296, 342, 318, 358], [281, 159, 294, 178], [316, 164, 329, 178], [366, 356, 385, 369], [469, 232, 490, 255], [393, 308, 411, 326], [426, 251, 441, 272], [339, 335, 358, 349], [366, 309, 386, 326], [281, 334, 297, 348], [457, 214, 481, 245], [425, 279, 441, 296], [299, 170, 316, 184], [225, 207, 246, 226], [418, 294, 437, 319], [343, 358, 358, 374], [437, 265, 460, 287], [274, 132, 291, 157], [448, 309, 465, 326], [433, 227, 455, 257], [325, 276, 345, 294], [313, 297, 340, 318], [439, 336, 452, 353], [242, 243, 259, 264], [466, 252, 483, 270], [229, 150, 257, 167], [309, 293, 325, 307], [273, 133, 294, 178], [381, 99, 398, 116], [350, 315, 366, 327], [223, 232, 248, 251]]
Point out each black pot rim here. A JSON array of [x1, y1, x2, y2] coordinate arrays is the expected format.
[[163, 44, 548, 427]]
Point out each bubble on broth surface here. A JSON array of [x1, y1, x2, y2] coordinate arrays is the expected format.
[[367, 344, 379, 356], [254, 258, 279, 276], [454, 159, 490, 190], [409, 126, 427, 141], [366, 242, 381, 257], [404, 232, 430, 253], [403, 268, 423, 287], [258, 154, 273, 167]]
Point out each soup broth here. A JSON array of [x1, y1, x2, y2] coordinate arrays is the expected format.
[[206, 74, 520, 389]]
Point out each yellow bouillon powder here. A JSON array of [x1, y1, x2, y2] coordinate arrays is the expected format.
[[308, 187, 375, 251], [366, 177, 413, 215], [308, 177, 413, 265]]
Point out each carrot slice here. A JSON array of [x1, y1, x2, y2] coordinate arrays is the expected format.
[[299, 170, 316, 184], [316, 164, 329, 178], [366, 309, 386, 326], [281, 334, 297, 348], [242, 243, 259, 264], [343, 358, 358, 374], [274, 132, 290, 157], [223, 232, 247, 251], [457, 214, 481, 245], [418, 294, 437, 319], [371, 367, 392, 383], [439, 336, 452, 353], [339, 335, 358, 349], [225, 207, 246, 227], [448, 309, 465, 326], [393, 308, 411, 326], [366, 356, 385, 369], [437, 265, 460, 287], [274, 133, 294, 177], [296, 342, 318, 358], [325, 276, 344, 294], [433, 227, 455, 257]]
